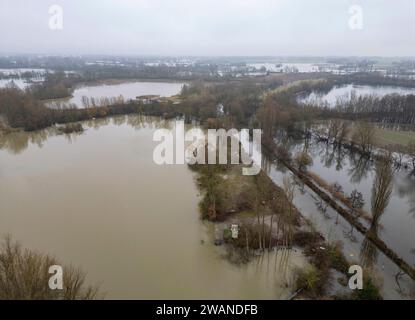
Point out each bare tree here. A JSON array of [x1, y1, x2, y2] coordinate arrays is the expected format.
[[353, 121, 376, 154], [371, 152, 393, 224], [337, 120, 351, 145], [294, 152, 313, 172], [406, 142, 415, 172], [361, 152, 393, 268], [282, 176, 296, 247], [345, 189, 365, 240], [0, 236, 100, 300], [256, 99, 277, 140]]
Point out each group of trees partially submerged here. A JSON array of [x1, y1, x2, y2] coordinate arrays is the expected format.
[[327, 93, 415, 126], [295, 75, 415, 126], [0, 78, 285, 132], [338, 72, 415, 88], [30, 71, 77, 100], [2, 74, 415, 164], [289, 72, 415, 127], [0, 86, 175, 131]]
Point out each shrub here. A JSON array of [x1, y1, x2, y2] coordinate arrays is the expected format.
[[296, 266, 320, 292], [0, 236, 100, 300], [353, 277, 383, 300], [293, 230, 323, 247], [327, 243, 349, 274], [294, 152, 313, 171]]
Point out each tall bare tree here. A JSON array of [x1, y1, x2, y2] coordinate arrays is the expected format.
[[353, 121, 376, 154]]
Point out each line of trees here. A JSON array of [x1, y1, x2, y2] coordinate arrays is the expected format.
[[330, 93, 415, 125], [30, 71, 79, 100], [338, 72, 415, 88], [0, 86, 176, 131]]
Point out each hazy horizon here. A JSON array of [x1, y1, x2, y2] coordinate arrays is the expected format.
[[1, 0, 414, 57], [1, 53, 415, 59]]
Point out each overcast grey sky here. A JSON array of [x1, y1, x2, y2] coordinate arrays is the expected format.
[[0, 0, 414, 56]]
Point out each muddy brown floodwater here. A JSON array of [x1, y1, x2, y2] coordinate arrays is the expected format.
[[46, 81, 185, 108], [0, 115, 306, 299]]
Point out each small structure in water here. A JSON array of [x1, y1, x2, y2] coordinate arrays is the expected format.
[[231, 224, 239, 239]]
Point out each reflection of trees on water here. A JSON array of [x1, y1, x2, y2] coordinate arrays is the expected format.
[[106, 114, 173, 131], [302, 131, 311, 154], [0, 127, 54, 154], [275, 128, 291, 146], [292, 137, 372, 184], [295, 131, 350, 171], [0, 114, 175, 154], [317, 143, 347, 171], [360, 225, 379, 269], [0, 131, 30, 154], [85, 117, 111, 130], [394, 173, 415, 218], [310, 193, 330, 219], [126, 114, 173, 130], [360, 154, 393, 268], [348, 153, 372, 184], [112, 115, 127, 126], [322, 145, 336, 169], [254, 248, 293, 294], [61, 131, 84, 144], [261, 154, 272, 174], [83, 114, 173, 131]]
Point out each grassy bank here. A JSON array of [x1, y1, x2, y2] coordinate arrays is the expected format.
[[375, 127, 415, 146]]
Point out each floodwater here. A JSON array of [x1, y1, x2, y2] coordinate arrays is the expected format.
[[0, 79, 30, 89], [248, 63, 320, 73], [0, 67, 46, 89], [0, 115, 305, 299], [0, 68, 47, 76], [300, 84, 415, 107], [220, 130, 414, 298], [289, 140, 415, 263], [48, 81, 185, 108], [259, 134, 415, 299]]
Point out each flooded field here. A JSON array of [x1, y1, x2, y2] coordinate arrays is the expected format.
[[259, 134, 415, 299], [300, 84, 415, 107], [248, 62, 320, 73], [205, 128, 414, 299], [47, 81, 185, 108], [0, 79, 30, 89], [0, 68, 46, 89], [0, 115, 305, 299]]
